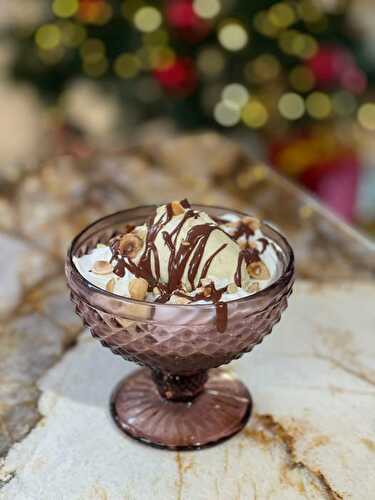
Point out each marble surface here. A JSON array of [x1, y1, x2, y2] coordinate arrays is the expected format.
[[0, 132, 374, 498], [1, 283, 375, 500]]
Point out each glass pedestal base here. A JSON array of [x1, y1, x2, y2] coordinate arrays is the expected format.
[[110, 368, 252, 450]]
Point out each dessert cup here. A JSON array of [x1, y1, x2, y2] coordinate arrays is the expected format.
[[65, 205, 294, 450]]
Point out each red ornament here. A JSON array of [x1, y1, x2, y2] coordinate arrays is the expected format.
[[307, 44, 367, 94], [165, 0, 210, 42], [153, 57, 197, 96]]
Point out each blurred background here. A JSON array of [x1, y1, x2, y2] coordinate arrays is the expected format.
[[1, 0, 375, 236]]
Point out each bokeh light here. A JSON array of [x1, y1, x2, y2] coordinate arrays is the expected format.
[[80, 38, 105, 64], [214, 101, 241, 126], [149, 46, 175, 70], [297, 0, 323, 23], [222, 83, 249, 108], [197, 48, 225, 77], [279, 30, 318, 59], [35, 24, 61, 50], [241, 100, 269, 128], [254, 11, 279, 37], [332, 91, 356, 117], [60, 21, 86, 47], [193, 0, 221, 19], [245, 54, 280, 83], [278, 92, 305, 120], [114, 53, 141, 78], [269, 3, 296, 28], [289, 65, 315, 92], [134, 6, 162, 33], [143, 30, 169, 46], [306, 92, 332, 119], [52, 0, 79, 18], [218, 21, 248, 51], [78, 0, 112, 25], [83, 58, 108, 77], [357, 103, 375, 131]]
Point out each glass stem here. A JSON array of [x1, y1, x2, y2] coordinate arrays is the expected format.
[[151, 370, 208, 402]]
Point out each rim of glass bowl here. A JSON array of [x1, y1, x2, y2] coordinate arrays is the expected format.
[[67, 204, 294, 311]]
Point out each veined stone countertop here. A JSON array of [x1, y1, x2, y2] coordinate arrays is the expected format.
[[0, 133, 374, 499]]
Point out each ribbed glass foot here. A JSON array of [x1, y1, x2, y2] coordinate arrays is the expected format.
[[110, 368, 252, 450]]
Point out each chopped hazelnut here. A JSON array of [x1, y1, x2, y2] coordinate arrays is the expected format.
[[91, 260, 113, 275], [247, 282, 260, 293], [247, 261, 270, 280], [106, 277, 116, 292], [243, 216, 261, 232], [128, 277, 149, 300], [171, 200, 185, 216], [118, 233, 143, 258], [227, 283, 238, 294]]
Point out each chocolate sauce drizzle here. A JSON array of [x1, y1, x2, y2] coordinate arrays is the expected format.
[[110, 200, 262, 333]]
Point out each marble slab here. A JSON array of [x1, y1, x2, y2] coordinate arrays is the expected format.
[[1, 282, 374, 500]]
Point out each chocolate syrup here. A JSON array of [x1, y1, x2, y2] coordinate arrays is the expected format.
[[234, 248, 260, 286]]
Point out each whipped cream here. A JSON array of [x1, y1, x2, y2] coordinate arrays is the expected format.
[[74, 202, 283, 305]]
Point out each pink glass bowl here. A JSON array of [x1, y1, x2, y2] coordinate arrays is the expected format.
[[65, 205, 294, 450]]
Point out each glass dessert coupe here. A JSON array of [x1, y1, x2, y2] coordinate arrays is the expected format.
[[65, 205, 294, 450]]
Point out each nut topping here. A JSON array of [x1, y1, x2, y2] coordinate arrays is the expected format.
[[247, 282, 260, 293], [106, 278, 116, 292], [243, 216, 261, 232], [170, 295, 190, 304], [171, 200, 185, 216], [118, 233, 143, 258], [247, 261, 270, 280], [91, 260, 113, 275], [128, 277, 149, 300], [227, 283, 238, 294]]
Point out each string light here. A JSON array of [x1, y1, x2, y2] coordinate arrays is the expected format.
[[357, 103, 375, 131], [193, 0, 221, 19], [332, 91, 356, 117], [114, 53, 141, 78], [254, 11, 279, 38], [218, 21, 248, 51], [222, 83, 249, 109], [35, 24, 61, 50], [278, 92, 305, 120], [80, 39, 105, 64], [269, 3, 296, 29], [52, 0, 79, 18], [60, 21, 86, 47], [289, 65, 315, 92], [245, 54, 280, 83], [306, 92, 332, 119], [197, 48, 225, 77], [241, 100, 269, 128], [214, 101, 241, 126], [134, 6, 162, 33]]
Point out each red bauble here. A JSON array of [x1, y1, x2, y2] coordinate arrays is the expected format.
[[165, 0, 210, 42], [307, 45, 353, 87], [153, 57, 197, 96]]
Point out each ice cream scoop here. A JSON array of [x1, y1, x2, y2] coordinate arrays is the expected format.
[[113, 200, 253, 293]]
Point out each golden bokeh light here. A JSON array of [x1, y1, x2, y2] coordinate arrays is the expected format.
[[218, 21, 248, 51], [214, 101, 241, 126], [242, 100, 269, 128], [332, 91, 356, 117], [83, 58, 108, 77], [222, 83, 249, 108], [35, 24, 61, 50], [289, 65, 315, 92], [61, 22, 87, 47], [52, 0, 79, 18], [134, 6, 162, 32], [143, 30, 169, 46], [269, 3, 296, 28], [254, 11, 279, 37], [278, 92, 305, 120], [80, 38, 105, 64], [357, 103, 375, 131], [245, 54, 280, 83], [114, 53, 141, 78], [297, 0, 322, 23], [306, 92, 332, 119], [149, 46, 175, 70], [279, 30, 318, 59], [193, 0, 221, 19], [197, 48, 225, 77]]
